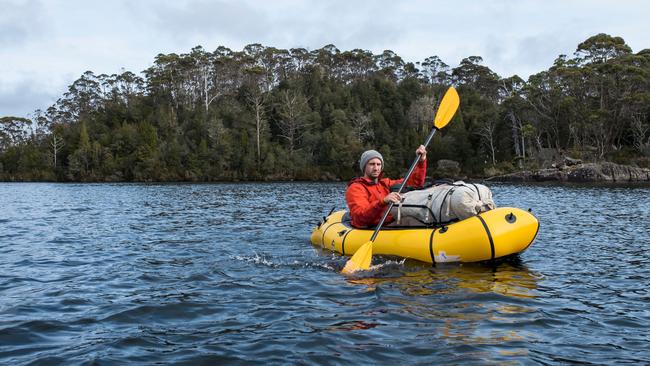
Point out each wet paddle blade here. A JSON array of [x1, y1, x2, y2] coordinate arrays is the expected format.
[[433, 87, 460, 129], [341, 241, 373, 274]]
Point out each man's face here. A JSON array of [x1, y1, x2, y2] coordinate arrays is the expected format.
[[363, 158, 383, 180]]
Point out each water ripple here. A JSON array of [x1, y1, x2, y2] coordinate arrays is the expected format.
[[0, 182, 649, 364]]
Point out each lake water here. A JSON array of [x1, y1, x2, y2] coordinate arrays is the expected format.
[[1, 182, 649, 365]]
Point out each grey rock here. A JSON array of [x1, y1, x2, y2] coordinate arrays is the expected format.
[[563, 156, 583, 166], [489, 162, 650, 182], [568, 162, 650, 182], [532, 169, 567, 181]]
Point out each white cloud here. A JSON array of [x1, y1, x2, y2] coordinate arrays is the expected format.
[[0, 77, 57, 117], [0, 0, 46, 46]]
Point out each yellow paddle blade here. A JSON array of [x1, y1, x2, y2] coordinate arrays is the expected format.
[[341, 241, 373, 274], [433, 87, 460, 129]]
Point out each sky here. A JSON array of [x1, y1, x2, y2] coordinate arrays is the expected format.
[[1, 0, 649, 118]]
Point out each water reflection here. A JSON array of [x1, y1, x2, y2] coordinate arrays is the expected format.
[[442, 261, 540, 299], [340, 259, 541, 357], [346, 259, 540, 299]]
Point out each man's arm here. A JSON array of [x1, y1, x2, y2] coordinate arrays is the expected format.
[[345, 183, 386, 227], [406, 159, 427, 188]]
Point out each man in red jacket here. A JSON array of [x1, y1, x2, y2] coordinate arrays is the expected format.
[[345, 146, 427, 228]]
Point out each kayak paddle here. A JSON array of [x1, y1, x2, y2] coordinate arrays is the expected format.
[[341, 86, 460, 274]]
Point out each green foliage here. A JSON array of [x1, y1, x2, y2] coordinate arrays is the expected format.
[[2, 34, 650, 181]]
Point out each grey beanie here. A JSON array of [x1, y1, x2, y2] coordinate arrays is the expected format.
[[359, 150, 384, 171]]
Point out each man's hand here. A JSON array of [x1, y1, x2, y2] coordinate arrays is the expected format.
[[416, 145, 427, 160], [383, 192, 402, 205]]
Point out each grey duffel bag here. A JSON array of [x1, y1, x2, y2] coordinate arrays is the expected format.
[[391, 181, 496, 226]]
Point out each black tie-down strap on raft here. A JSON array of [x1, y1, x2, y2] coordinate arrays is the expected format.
[[429, 215, 494, 265], [341, 229, 353, 256], [319, 206, 337, 228], [427, 225, 449, 266], [428, 229, 436, 265], [475, 214, 495, 261]]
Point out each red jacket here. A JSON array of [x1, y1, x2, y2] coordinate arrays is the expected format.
[[345, 160, 426, 228]]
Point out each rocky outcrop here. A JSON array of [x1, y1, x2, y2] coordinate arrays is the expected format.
[[489, 161, 650, 183], [567, 162, 650, 182]]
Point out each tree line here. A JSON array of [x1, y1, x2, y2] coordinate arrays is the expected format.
[[1, 33, 649, 182]]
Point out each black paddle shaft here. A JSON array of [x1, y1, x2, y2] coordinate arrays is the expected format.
[[369, 127, 439, 242]]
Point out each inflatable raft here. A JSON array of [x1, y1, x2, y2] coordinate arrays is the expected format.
[[311, 207, 539, 264]]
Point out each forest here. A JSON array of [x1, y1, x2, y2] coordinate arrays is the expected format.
[[1, 33, 649, 182]]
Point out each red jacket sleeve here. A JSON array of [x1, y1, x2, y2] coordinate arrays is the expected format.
[[387, 159, 427, 188], [345, 182, 387, 228]]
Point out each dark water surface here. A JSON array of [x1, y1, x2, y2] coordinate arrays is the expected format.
[[1, 182, 649, 365]]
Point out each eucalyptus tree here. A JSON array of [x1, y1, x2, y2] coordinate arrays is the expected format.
[[145, 53, 184, 111], [407, 94, 436, 135], [241, 63, 271, 166], [243, 44, 289, 92], [52, 71, 103, 125], [289, 47, 313, 75], [448, 58, 502, 169], [627, 49, 650, 155], [374, 50, 405, 81], [524, 61, 571, 152], [276, 90, 313, 157], [112, 71, 145, 109], [338, 49, 376, 83], [50, 133, 64, 167], [631, 113, 650, 155], [187, 46, 219, 113], [452, 56, 500, 101], [311, 44, 340, 79], [0, 117, 33, 151], [349, 111, 374, 143], [418, 55, 451, 85], [475, 117, 498, 166], [572, 34, 634, 158]]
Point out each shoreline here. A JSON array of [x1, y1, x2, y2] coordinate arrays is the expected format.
[[3, 160, 650, 185]]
